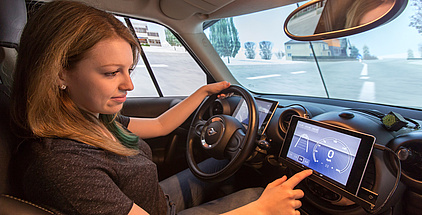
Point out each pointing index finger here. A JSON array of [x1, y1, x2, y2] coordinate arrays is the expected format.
[[283, 169, 313, 189]]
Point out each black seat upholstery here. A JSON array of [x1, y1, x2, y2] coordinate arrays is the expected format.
[[0, 194, 55, 215], [0, 0, 26, 196], [0, 83, 14, 194], [0, 0, 26, 90], [0, 0, 55, 214]]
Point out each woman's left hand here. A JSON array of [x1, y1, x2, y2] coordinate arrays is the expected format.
[[202, 81, 231, 96]]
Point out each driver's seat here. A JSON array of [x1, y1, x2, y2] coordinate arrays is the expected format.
[[0, 0, 55, 214]]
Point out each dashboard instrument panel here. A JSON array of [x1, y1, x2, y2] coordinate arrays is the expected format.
[[279, 116, 375, 197]]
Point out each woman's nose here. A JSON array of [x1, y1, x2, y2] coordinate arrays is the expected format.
[[120, 71, 134, 91]]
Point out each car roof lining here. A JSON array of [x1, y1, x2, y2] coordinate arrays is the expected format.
[[38, 0, 303, 36], [39, 0, 301, 21]]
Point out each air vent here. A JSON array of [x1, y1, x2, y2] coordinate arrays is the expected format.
[[398, 142, 422, 181], [388, 133, 422, 191], [210, 99, 224, 115], [278, 107, 305, 134]]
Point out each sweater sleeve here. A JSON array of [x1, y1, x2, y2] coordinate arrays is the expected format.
[[117, 115, 130, 127]]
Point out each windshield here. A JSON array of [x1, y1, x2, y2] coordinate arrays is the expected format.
[[204, 1, 422, 110]]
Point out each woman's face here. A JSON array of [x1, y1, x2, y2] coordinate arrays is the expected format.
[[62, 37, 134, 116], [359, 0, 394, 26]]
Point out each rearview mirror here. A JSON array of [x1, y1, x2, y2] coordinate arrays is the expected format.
[[284, 0, 408, 41]]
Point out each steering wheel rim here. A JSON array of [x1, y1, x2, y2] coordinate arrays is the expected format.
[[186, 85, 258, 183]]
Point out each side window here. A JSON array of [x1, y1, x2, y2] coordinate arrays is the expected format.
[[117, 16, 207, 97]]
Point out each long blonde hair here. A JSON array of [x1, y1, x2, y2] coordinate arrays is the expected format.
[[345, 0, 385, 28], [11, 0, 141, 156]]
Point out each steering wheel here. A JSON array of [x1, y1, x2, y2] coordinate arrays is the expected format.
[[186, 85, 258, 183]]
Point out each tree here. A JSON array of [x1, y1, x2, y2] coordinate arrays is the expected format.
[[408, 49, 415, 58], [228, 18, 241, 59], [349, 45, 360, 59], [164, 29, 181, 48], [410, 1, 422, 58], [409, 0, 422, 34], [363, 45, 370, 59], [274, 50, 284, 59], [244, 42, 256, 59], [419, 43, 422, 57], [363, 45, 377, 60], [209, 18, 241, 63], [259, 41, 273, 60]]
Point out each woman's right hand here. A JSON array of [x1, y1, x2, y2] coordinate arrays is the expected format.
[[252, 169, 313, 215]]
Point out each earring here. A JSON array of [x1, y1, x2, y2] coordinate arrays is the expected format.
[[59, 84, 67, 90]]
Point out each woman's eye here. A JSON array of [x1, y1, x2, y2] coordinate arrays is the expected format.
[[105, 71, 119, 76]]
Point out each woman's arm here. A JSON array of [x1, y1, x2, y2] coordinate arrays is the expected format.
[[128, 203, 149, 215], [128, 170, 311, 215], [127, 81, 230, 139]]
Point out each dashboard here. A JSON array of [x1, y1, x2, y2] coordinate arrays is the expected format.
[[209, 94, 422, 214], [232, 97, 278, 135]]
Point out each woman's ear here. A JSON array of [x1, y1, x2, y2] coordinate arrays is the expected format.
[[57, 69, 67, 89]]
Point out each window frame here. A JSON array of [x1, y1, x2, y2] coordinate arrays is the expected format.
[[116, 14, 215, 97]]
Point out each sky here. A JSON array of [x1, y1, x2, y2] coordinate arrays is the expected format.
[[349, 4, 422, 58], [230, 1, 422, 58]]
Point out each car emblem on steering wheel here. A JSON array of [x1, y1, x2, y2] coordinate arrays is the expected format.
[[208, 127, 217, 136]]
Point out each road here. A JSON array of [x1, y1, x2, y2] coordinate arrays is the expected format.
[[129, 50, 207, 97], [228, 58, 422, 109], [129, 48, 422, 109]]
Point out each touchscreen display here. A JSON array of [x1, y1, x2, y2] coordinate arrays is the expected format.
[[280, 116, 375, 195], [233, 97, 278, 135], [287, 120, 360, 185]]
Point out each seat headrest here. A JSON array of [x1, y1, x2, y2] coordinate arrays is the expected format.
[[0, 0, 27, 49]]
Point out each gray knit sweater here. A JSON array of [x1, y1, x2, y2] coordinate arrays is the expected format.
[[20, 117, 168, 215]]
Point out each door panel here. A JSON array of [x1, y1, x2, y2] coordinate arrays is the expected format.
[[121, 97, 190, 180]]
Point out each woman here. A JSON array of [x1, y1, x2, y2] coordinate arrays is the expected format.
[[345, 0, 394, 28], [11, 1, 311, 214]]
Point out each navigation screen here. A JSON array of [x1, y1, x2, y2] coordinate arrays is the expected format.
[[287, 120, 360, 185], [233, 97, 278, 135], [280, 116, 375, 195]]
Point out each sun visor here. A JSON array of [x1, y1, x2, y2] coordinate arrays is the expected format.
[[160, 0, 234, 20]]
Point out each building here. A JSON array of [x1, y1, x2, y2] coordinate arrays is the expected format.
[[284, 38, 348, 61], [132, 22, 161, 46]]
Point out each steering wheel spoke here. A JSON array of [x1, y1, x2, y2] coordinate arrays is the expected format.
[[193, 119, 207, 137], [225, 128, 245, 159], [225, 148, 240, 160]]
